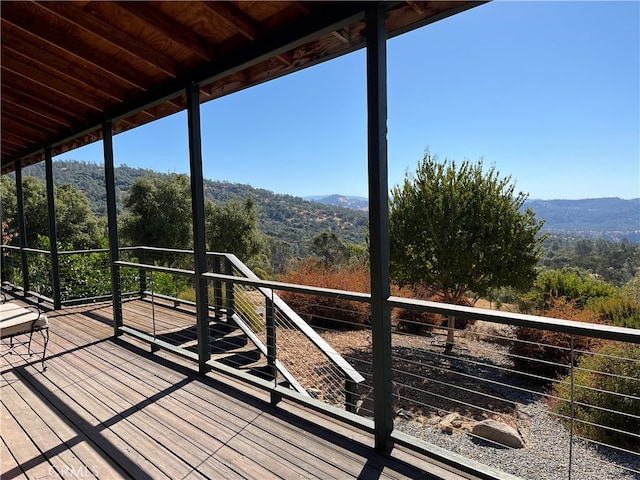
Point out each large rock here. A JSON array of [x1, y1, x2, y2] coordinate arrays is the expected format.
[[471, 419, 524, 448], [438, 412, 464, 434]]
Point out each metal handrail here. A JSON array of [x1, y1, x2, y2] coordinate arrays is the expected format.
[[3, 242, 639, 345], [388, 296, 640, 344], [206, 253, 365, 385]]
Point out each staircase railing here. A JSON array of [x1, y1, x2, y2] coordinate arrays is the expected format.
[[111, 246, 364, 411], [205, 253, 365, 410]]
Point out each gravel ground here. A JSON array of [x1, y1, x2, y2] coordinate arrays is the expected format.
[[395, 399, 640, 480], [319, 326, 640, 480]]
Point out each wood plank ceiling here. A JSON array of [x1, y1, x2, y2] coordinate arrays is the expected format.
[[1, 1, 480, 175]]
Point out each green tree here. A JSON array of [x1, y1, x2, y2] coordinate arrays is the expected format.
[[20, 176, 48, 247], [389, 151, 545, 349], [120, 174, 193, 249], [1, 176, 18, 244], [53, 184, 100, 249], [310, 232, 349, 266], [1, 176, 99, 249], [206, 198, 266, 263]]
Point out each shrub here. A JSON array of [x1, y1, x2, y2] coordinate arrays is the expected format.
[[510, 297, 600, 380], [551, 342, 640, 451], [392, 306, 443, 334], [522, 268, 616, 311], [392, 289, 475, 334], [277, 259, 370, 330], [587, 295, 640, 329]]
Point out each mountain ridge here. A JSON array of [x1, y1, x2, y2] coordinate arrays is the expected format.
[[15, 160, 640, 242], [307, 194, 640, 242]]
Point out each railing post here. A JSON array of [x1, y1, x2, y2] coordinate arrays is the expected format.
[[266, 295, 280, 404], [366, 1, 393, 452], [569, 335, 575, 480], [138, 247, 147, 297], [45, 147, 62, 309], [225, 257, 235, 320], [14, 159, 30, 297], [103, 121, 123, 335], [213, 256, 223, 318], [345, 379, 358, 414], [186, 82, 210, 374]]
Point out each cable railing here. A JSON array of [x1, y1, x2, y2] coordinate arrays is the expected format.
[[3, 242, 639, 479], [110, 247, 365, 409], [208, 254, 365, 410], [385, 297, 640, 480]]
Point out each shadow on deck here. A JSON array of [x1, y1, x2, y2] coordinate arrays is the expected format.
[[1, 296, 480, 479]]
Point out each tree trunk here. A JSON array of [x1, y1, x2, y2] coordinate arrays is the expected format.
[[445, 315, 455, 352]]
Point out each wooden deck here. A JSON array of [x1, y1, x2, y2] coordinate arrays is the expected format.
[[1, 296, 479, 480]]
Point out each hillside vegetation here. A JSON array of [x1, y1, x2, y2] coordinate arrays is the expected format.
[[20, 160, 368, 251]]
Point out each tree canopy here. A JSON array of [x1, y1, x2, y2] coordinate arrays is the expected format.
[[389, 151, 545, 301], [206, 198, 266, 262], [1, 175, 100, 249], [120, 174, 193, 249], [389, 151, 545, 347], [310, 232, 349, 266]]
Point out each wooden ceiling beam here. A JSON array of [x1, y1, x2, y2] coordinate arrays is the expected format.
[[2, 104, 61, 135], [37, 1, 179, 78], [201, 2, 260, 40], [0, 53, 110, 111], [2, 116, 53, 142], [114, 2, 213, 61], [201, 3, 292, 67], [2, 75, 94, 120], [2, 87, 76, 127], [1, 132, 28, 150], [1, 5, 150, 90], [0, 28, 128, 103]]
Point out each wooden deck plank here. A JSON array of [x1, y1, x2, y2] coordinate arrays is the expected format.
[[187, 454, 249, 480], [1, 435, 27, 480], [85, 370, 218, 468], [1, 296, 478, 480], [0, 402, 55, 479], [2, 370, 130, 479], [70, 372, 199, 479], [2, 381, 96, 479]]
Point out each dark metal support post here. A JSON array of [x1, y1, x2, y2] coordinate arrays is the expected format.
[[139, 247, 147, 297], [213, 256, 223, 318], [366, 2, 393, 452], [186, 83, 210, 374], [345, 379, 358, 414], [225, 257, 235, 320], [265, 296, 280, 404], [14, 160, 29, 296], [45, 147, 62, 309], [103, 121, 123, 335]]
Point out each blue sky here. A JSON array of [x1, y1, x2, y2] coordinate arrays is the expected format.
[[60, 1, 639, 201]]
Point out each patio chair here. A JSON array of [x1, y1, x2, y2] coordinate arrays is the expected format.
[[1, 293, 49, 371]]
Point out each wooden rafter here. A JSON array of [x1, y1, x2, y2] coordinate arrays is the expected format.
[[1, 1, 482, 175]]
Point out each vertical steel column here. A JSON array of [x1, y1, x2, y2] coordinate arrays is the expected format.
[[14, 159, 29, 296], [186, 83, 211, 374], [45, 147, 61, 309], [103, 121, 123, 335], [366, 2, 393, 452]]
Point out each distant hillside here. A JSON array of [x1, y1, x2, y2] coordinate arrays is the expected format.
[[525, 198, 640, 242], [15, 160, 639, 244], [305, 194, 369, 211], [19, 160, 368, 252], [307, 195, 640, 241]]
